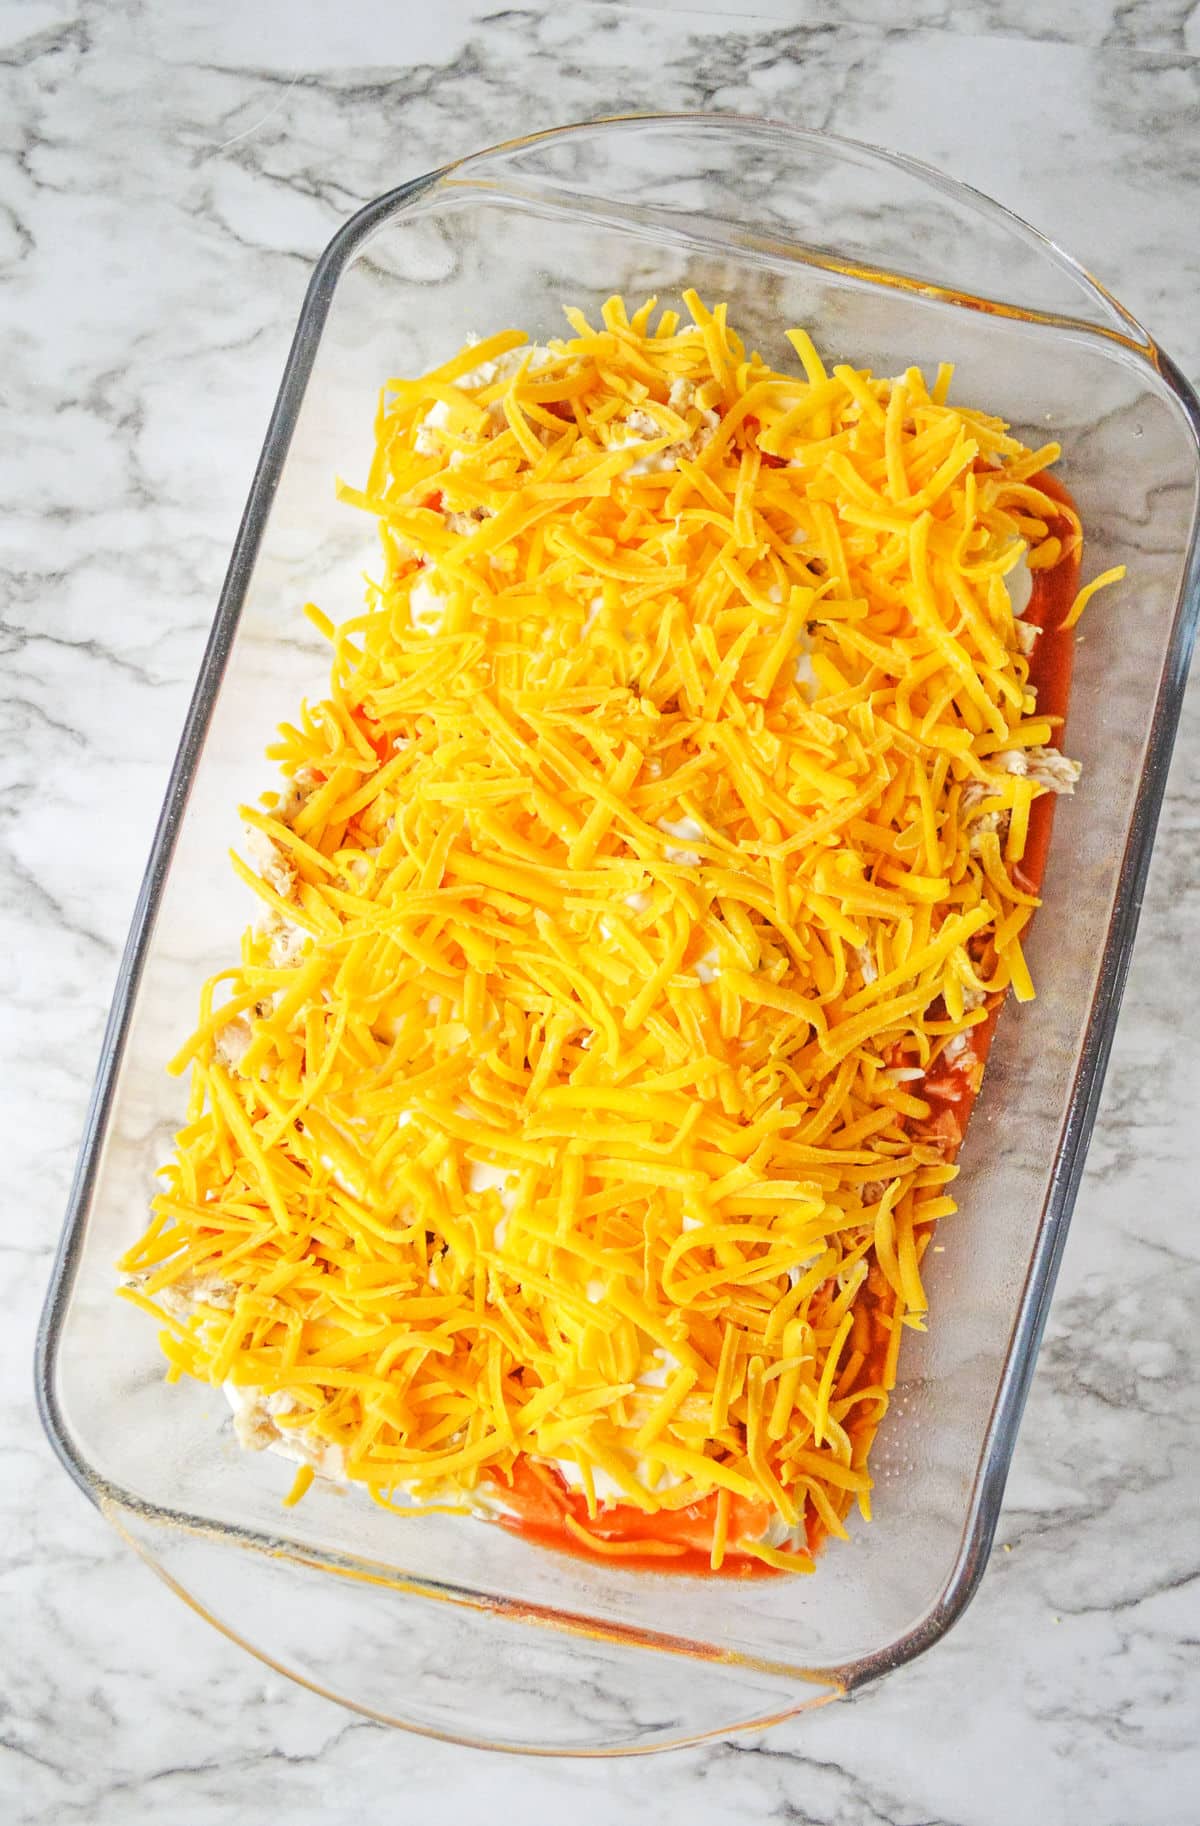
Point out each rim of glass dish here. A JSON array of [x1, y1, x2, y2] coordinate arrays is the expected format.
[[35, 113, 1200, 1748]]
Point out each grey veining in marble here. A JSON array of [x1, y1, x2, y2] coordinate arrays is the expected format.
[[5, 2, 1199, 1821]]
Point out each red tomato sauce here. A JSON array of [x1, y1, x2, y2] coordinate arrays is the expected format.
[[489, 1458, 783, 1578], [918, 472, 1081, 1140], [489, 476, 1082, 1576]]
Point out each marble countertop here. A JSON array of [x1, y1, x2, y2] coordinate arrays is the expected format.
[[5, 2, 1199, 1820]]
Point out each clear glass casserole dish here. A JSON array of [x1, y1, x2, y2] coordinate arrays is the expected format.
[[36, 115, 1200, 1755]]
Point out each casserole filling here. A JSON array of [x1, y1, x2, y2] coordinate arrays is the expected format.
[[121, 294, 1120, 1574]]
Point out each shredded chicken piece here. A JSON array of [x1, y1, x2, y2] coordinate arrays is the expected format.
[[997, 744, 1082, 794], [261, 910, 308, 970], [214, 1016, 252, 1070], [243, 823, 294, 897], [226, 1385, 347, 1478], [612, 396, 720, 474], [271, 766, 320, 825], [126, 1269, 235, 1320], [967, 807, 1008, 853]]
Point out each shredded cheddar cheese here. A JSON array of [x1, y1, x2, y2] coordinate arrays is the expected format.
[[119, 293, 1121, 1571]]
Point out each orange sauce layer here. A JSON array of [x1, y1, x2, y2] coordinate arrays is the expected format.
[[487, 475, 1083, 1578]]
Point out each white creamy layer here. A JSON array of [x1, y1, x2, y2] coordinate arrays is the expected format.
[[656, 814, 705, 865], [220, 1374, 690, 1522], [220, 1381, 518, 1520], [412, 349, 718, 483]]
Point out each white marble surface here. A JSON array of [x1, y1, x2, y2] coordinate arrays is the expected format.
[[5, 1, 1200, 1820]]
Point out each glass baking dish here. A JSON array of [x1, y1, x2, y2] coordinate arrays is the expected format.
[[37, 116, 1200, 1755]]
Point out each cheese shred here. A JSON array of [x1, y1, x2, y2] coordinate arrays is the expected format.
[[120, 294, 1117, 1572]]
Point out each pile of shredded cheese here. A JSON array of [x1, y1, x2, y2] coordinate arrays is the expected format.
[[121, 293, 1120, 1573]]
